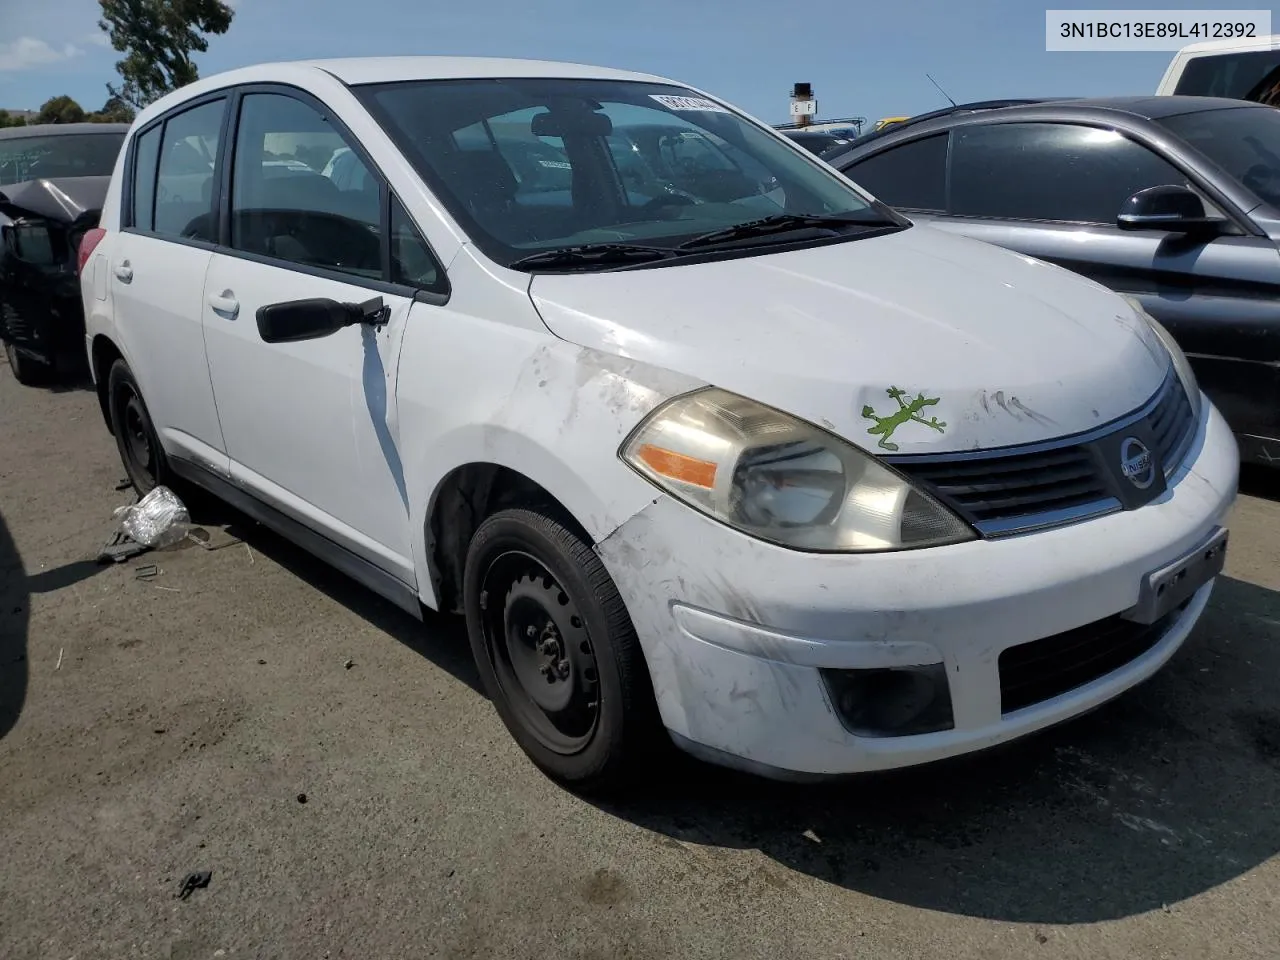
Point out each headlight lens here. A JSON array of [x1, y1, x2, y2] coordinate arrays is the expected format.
[[621, 388, 975, 552], [1124, 296, 1202, 421]]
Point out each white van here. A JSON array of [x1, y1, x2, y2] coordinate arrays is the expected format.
[[80, 58, 1237, 789], [1157, 35, 1280, 102]]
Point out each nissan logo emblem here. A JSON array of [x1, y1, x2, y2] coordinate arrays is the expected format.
[[1120, 437, 1155, 490]]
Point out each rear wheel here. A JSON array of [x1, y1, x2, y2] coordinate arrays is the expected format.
[[4, 341, 52, 387], [463, 507, 659, 791], [107, 359, 172, 495]]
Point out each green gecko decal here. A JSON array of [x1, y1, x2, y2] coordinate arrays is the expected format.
[[862, 387, 946, 451]]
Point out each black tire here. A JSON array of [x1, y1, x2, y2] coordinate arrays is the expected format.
[[4, 341, 52, 387], [463, 507, 659, 791], [107, 359, 172, 495]]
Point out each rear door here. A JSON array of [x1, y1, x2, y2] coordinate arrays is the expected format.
[[111, 96, 229, 474], [201, 87, 449, 584]]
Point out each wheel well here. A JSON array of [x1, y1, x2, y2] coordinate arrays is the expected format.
[[427, 464, 591, 614], [91, 335, 123, 433]]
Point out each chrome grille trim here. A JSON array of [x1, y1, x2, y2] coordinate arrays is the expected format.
[[887, 370, 1198, 538]]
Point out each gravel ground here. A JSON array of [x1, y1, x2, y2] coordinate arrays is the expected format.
[[1, 358, 1278, 960]]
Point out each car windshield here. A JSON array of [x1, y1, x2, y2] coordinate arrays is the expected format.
[[1159, 106, 1280, 208], [0, 132, 125, 186], [355, 77, 893, 268]]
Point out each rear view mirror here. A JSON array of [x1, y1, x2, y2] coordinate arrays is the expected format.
[[530, 109, 613, 138], [1117, 184, 1222, 235], [256, 296, 388, 343]]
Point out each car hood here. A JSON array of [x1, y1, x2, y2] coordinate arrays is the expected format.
[[529, 226, 1171, 454], [0, 176, 110, 225]]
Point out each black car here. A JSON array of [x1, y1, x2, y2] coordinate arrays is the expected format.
[[827, 97, 1280, 467], [0, 123, 128, 384]]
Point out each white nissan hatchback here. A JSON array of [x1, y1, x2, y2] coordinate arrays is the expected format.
[[81, 58, 1238, 788]]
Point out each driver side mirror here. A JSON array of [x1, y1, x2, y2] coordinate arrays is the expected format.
[[1117, 184, 1224, 235], [256, 296, 388, 344]]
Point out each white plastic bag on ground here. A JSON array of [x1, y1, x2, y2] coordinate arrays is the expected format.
[[113, 486, 191, 548]]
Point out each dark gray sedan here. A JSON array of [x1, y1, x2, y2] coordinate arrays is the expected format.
[[826, 97, 1280, 467]]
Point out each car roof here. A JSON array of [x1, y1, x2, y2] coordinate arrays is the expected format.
[[1171, 33, 1280, 55], [0, 122, 129, 141], [827, 95, 1272, 162], [300, 56, 668, 86]]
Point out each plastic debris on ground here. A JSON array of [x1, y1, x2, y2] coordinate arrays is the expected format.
[[113, 486, 191, 549]]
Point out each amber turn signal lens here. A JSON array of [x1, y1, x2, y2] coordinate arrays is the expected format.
[[635, 443, 717, 489]]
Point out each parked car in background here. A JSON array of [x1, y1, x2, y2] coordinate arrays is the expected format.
[[0, 123, 128, 383], [828, 96, 1280, 466], [83, 59, 1234, 790], [872, 116, 910, 132], [778, 128, 856, 157], [1157, 35, 1280, 104]]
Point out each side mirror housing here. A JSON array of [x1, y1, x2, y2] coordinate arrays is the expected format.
[[1117, 184, 1223, 235], [256, 296, 387, 344]]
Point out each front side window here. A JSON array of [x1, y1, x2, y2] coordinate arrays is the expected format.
[[356, 77, 896, 269], [0, 132, 124, 187], [950, 123, 1190, 223], [154, 99, 224, 240], [1159, 106, 1280, 208], [230, 93, 382, 279], [844, 133, 948, 211], [390, 195, 446, 292]]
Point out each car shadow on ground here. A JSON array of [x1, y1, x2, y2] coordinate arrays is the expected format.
[[0, 508, 29, 742], [186, 497, 482, 695], [185, 496, 1280, 925], [1241, 464, 1280, 502]]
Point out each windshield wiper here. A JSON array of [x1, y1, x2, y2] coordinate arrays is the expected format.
[[509, 242, 682, 270], [677, 213, 900, 251]]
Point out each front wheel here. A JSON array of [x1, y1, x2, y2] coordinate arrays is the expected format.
[[463, 507, 659, 791]]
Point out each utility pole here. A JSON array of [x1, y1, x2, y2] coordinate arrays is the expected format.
[[790, 82, 816, 128]]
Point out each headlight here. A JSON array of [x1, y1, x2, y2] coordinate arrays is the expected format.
[[620, 388, 975, 552], [1124, 296, 1202, 421]]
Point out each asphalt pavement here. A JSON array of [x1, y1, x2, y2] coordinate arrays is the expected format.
[[1, 358, 1278, 959]]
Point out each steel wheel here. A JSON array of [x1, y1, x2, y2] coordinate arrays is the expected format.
[[480, 551, 601, 755]]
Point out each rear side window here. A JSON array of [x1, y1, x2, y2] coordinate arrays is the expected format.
[[130, 126, 161, 230], [950, 123, 1188, 223], [230, 92, 382, 280], [1174, 50, 1280, 99], [843, 134, 947, 211], [154, 99, 224, 241]]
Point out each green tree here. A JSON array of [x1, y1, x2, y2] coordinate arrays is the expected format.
[[88, 96, 137, 124], [0, 111, 28, 129], [36, 96, 87, 125], [97, 0, 235, 110]]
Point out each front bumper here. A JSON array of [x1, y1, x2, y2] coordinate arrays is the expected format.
[[596, 399, 1238, 777]]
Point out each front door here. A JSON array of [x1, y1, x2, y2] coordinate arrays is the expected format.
[[928, 121, 1280, 443], [200, 89, 425, 583]]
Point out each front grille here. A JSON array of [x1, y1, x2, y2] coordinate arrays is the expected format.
[[902, 444, 1108, 526], [998, 604, 1185, 714], [890, 373, 1196, 537]]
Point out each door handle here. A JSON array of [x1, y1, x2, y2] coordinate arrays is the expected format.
[[207, 291, 239, 318], [114, 261, 133, 283]]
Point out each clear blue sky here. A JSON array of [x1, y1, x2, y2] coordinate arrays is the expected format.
[[0, 0, 1245, 123]]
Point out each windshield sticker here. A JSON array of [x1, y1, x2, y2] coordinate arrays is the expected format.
[[862, 387, 946, 451], [650, 95, 730, 114]]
